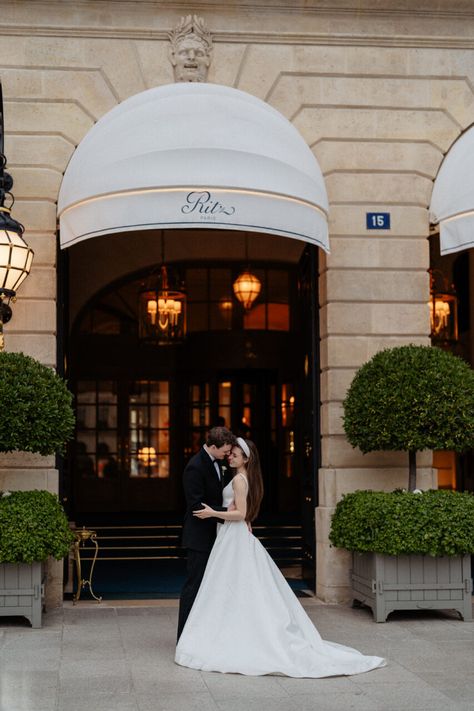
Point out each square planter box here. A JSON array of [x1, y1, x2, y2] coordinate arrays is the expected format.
[[0, 562, 44, 628], [351, 552, 473, 622]]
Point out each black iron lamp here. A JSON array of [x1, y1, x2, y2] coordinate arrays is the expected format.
[[429, 268, 458, 343], [138, 232, 186, 344], [0, 83, 34, 350]]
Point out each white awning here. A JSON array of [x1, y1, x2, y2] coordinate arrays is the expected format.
[[430, 128, 474, 255], [58, 83, 329, 251]]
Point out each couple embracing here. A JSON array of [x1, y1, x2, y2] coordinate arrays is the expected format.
[[176, 426, 386, 677]]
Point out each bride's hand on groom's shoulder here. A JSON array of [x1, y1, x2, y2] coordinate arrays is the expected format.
[[193, 503, 214, 519]]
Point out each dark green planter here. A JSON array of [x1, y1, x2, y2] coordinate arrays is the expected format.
[[351, 552, 473, 622]]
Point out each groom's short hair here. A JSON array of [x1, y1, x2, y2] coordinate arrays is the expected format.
[[206, 426, 235, 448]]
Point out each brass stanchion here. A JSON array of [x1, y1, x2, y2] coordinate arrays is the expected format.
[[73, 527, 102, 604]]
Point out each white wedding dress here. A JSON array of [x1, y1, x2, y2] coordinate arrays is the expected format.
[[175, 476, 386, 677]]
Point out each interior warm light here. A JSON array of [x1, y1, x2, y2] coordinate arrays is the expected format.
[[139, 234, 186, 345], [429, 268, 458, 343], [138, 447, 157, 466], [233, 270, 261, 310]]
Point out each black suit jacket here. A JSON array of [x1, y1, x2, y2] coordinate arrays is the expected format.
[[181, 448, 227, 552]]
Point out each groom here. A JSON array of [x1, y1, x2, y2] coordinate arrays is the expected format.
[[177, 425, 236, 640]]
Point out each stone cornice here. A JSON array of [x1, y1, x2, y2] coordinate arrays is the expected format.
[[1, 24, 474, 50]]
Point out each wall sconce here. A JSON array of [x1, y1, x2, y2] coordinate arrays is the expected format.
[[139, 232, 186, 344], [0, 83, 34, 350], [429, 268, 458, 343]]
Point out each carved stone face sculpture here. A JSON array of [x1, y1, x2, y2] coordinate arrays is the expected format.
[[173, 34, 210, 83], [168, 15, 213, 83]]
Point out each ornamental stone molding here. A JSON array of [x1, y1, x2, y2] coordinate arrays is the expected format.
[[168, 15, 213, 83]]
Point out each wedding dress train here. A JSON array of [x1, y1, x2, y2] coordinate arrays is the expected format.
[[175, 479, 386, 677]]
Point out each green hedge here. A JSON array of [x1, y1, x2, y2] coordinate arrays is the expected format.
[[343, 345, 474, 454], [0, 351, 75, 455], [0, 490, 74, 563], [329, 489, 474, 556]]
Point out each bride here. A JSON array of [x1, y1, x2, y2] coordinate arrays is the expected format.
[[175, 437, 386, 677]]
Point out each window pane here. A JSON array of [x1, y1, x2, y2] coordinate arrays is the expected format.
[[188, 303, 207, 332], [77, 382, 96, 404], [267, 270, 289, 302], [186, 268, 208, 300], [267, 303, 289, 331], [150, 381, 169, 404], [210, 303, 232, 330], [210, 269, 232, 300], [243, 303, 266, 330], [76, 405, 96, 429]]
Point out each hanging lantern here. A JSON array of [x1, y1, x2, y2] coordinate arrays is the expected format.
[[139, 264, 186, 344], [429, 268, 458, 343], [233, 270, 261, 310], [0, 83, 34, 350]]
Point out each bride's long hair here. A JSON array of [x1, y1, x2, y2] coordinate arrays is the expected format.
[[237, 439, 264, 522]]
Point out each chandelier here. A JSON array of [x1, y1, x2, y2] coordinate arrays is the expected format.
[[429, 268, 458, 344], [139, 233, 186, 344], [233, 233, 261, 310], [0, 82, 34, 350]]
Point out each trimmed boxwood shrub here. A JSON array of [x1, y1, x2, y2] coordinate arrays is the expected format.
[[330, 489, 474, 557], [343, 345, 474, 490], [0, 351, 74, 455], [0, 490, 74, 563]]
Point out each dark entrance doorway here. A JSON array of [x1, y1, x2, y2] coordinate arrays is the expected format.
[[62, 239, 319, 595]]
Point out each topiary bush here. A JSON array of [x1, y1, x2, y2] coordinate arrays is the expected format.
[[343, 345, 474, 490], [0, 490, 74, 563], [329, 489, 474, 557], [0, 351, 75, 455]]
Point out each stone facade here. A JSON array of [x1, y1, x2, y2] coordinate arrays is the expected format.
[[2, 0, 473, 604]]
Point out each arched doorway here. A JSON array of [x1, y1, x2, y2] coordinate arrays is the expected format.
[[58, 83, 328, 597]]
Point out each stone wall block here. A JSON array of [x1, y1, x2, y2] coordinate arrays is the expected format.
[[7, 300, 56, 334], [16, 267, 56, 300], [14, 201, 57, 233], [320, 402, 345, 437], [324, 302, 429, 336], [2, 66, 117, 121], [23, 234, 56, 267], [325, 237, 429, 270], [319, 465, 436, 507], [322, 269, 429, 305], [317, 140, 442, 177], [322, 436, 410, 469], [320, 335, 429, 370], [0, 469, 58, 492], [325, 172, 433, 206], [294, 107, 459, 151], [328, 206, 429, 237], [0, 452, 55, 469], [9, 135, 73, 173], [9, 100, 94, 146], [320, 367, 356, 404], [7, 334, 56, 364], [11, 167, 61, 202]]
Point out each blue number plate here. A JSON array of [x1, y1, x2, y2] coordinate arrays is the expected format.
[[366, 212, 391, 230]]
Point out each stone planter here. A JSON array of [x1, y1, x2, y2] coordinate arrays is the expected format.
[[351, 552, 473, 622], [0, 562, 44, 628]]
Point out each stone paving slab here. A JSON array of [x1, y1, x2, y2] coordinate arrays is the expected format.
[[0, 599, 473, 711]]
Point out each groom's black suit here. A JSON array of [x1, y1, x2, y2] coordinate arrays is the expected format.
[[177, 447, 228, 640]]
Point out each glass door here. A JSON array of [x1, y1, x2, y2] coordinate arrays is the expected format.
[[72, 379, 174, 513]]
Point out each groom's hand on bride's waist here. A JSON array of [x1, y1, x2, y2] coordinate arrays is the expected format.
[[193, 503, 215, 519]]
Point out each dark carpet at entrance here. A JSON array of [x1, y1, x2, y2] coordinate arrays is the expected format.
[[72, 558, 313, 600]]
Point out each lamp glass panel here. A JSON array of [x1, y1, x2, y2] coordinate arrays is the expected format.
[[0, 242, 11, 265]]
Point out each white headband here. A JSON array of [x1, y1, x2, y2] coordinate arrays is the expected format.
[[236, 437, 250, 458]]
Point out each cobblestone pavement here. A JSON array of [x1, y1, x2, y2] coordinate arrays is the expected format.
[[0, 598, 473, 711]]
